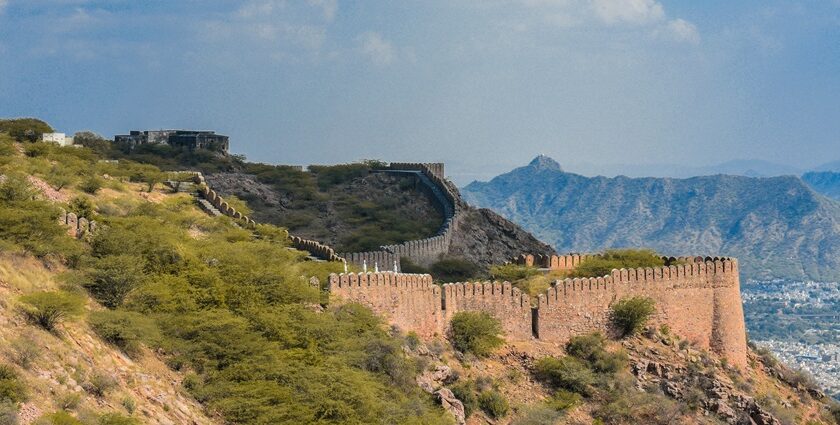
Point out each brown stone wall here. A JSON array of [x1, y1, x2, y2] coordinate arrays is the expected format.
[[328, 260, 747, 369], [536, 259, 746, 368], [443, 281, 533, 341], [329, 272, 445, 338]]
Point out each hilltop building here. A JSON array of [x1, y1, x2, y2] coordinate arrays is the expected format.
[[41, 132, 75, 147], [114, 130, 229, 153]]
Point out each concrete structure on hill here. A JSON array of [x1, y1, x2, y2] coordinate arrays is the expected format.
[[114, 130, 229, 153], [41, 132, 74, 147], [328, 255, 748, 369]]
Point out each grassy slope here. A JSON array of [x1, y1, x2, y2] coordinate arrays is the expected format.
[[0, 135, 451, 425]]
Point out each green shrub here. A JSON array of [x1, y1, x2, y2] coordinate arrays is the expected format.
[[10, 334, 41, 369], [399, 257, 429, 274], [449, 312, 504, 357], [79, 177, 103, 195], [546, 389, 582, 411], [57, 392, 82, 410], [430, 258, 479, 283], [0, 364, 26, 404], [565, 333, 627, 374], [89, 310, 161, 358], [35, 411, 83, 425], [97, 414, 140, 425], [511, 405, 564, 425], [478, 390, 509, 419], [121, 396, 136, 414], [83, 255, 146, 308], [0, 118, 53, 142], [489, 264, 541, 282], [610, 296, 656, 337], [83, 372, 117, 398], [570, 249, 664, 278], [68, 197, 95, 219], [19, 291, 85, 331], [534, 356, 595, 396], [450, 381, 479, 418], [0, 401, 18, 425], [0, 175, 38, 203]]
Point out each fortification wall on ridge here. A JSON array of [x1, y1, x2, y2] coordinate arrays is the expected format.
[[443, 281, 533, 341], [329, 272, 443, 338], [536, 259, 746, 368], [339, 251, 401, 272], [327, 256, 748, 369]]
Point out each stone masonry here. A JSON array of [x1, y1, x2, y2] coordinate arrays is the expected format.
[[328, 255, 748, 369]]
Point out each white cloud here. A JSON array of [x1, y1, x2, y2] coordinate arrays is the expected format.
[[666, 18, 700, 44], [357, 31, 395, 65], [591, 0, 665, 25], [308, 0, 338, 22]]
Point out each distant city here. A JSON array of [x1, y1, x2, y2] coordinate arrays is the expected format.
[[743, 280, 840, 399]]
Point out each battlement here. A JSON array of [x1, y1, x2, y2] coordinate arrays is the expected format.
[[58, 208, 97, 239], [327, 253, 747, 368]]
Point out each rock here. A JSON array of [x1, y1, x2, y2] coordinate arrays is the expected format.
[[436, 388, 466, 425], [417, 365, 453, 394]]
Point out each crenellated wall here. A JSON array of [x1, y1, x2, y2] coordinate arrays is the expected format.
[[327, 256, 748, 368], [536, 258, 746, 368], [442, 281, 533, 341], [58, 209, 97, 239]]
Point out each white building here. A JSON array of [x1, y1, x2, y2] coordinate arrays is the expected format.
[[41, 132, 74, 147]]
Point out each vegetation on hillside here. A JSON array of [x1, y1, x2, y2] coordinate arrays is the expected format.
[[0, 118, 54, 142], [449, 311, 504, 357], [570, 249, 665, 278], [0, 131, 451, 424]]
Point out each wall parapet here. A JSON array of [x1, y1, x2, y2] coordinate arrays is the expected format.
[[327, 253, 747, 369], [58, 208, 97, 239]]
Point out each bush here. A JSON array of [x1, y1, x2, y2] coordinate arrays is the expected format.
[[610, 296, 655, 337], [35, 411, 83, 425], [0, 401, 18, 425], [430, 258, 479, 283], [84, 256, 146, 308], [57, 392, 82, 410], [0, 175, 38, 203], [570, 249, 664, 278], [478, 390, 509, 419], [534, 356, 595, 396], [450, 381, 479, 418], [97, 414, 140, 425], [83, 372, 117, 398], [19, 291, 85, 331], [566, 333, 627, 374], [89, 310, 161, 358], [449, 312, 504, 357], [489, 264, 541, 282], [511, 405, 564, 425], [68, 197, 95, 219], [0, 364, 26, 404], [0, 118, 53, 142], [10, 334, 41, 369], [546, 389, 582, 411], [78, 177, 103, 195]]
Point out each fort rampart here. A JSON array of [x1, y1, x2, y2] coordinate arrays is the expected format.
[[328, 256, 748, 368], [58, 209, 97, 239], [193, 162, 466, 270]]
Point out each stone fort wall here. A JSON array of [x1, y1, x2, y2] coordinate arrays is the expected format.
[[328, 256, 747, 368], [194, 162, 465, 270]]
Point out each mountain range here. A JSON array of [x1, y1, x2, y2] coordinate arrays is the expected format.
[[462, 156, 840, 281]]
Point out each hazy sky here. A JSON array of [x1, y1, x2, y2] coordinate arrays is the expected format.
[[1, 1, 838, 184]]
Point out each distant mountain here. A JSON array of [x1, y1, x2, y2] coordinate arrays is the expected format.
[[802, 171, 840, 200], [462, 156, 840, 281], [561, 158, 802, 178], [813, 160, 840, 172]]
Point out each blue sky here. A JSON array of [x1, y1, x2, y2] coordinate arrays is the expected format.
[[0, 1, 838, 183]]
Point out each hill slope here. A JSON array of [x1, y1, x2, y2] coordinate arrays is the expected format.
[[462, 156, 840, 281], [803, 171, 840, 201]]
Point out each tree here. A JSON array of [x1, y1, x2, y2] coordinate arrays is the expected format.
[[0, 118, 53, 142], [19, 291, 85, 331], [611, 296, 656, 337], [84, 255, 146, 308], [449, 311, 504, 357]]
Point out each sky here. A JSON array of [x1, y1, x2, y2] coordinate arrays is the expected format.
[[0, 0, 839, 184]]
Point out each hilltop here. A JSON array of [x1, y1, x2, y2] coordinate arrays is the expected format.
[[463, 156, 840, 281], [0, 124, 838, 424]]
